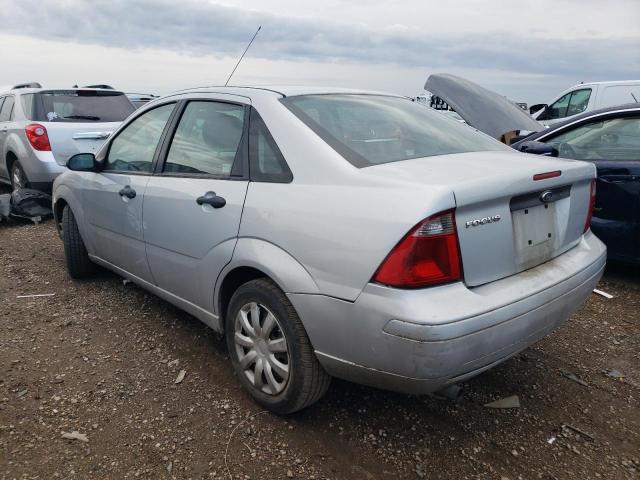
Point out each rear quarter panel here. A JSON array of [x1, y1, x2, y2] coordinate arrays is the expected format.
[[239, 181, 454, 301]]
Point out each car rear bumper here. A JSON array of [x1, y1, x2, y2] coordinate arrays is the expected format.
[[22, 150, 66, 189], [288, 231, 606, 394]]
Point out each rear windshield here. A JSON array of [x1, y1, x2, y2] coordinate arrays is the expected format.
[[34, 90, 135, 123], [281, 94, 509, 167]]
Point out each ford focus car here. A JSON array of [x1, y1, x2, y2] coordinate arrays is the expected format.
[[52, 87, 606, 413]]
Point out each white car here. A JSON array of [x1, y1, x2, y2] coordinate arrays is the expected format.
[[531, 80, 640, 126]]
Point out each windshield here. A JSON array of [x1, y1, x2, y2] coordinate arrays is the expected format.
[[281, 94, 509, 167], [35, 90, 135, 123]]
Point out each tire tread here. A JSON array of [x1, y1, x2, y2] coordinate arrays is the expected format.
[[62, 206, 94, 278]]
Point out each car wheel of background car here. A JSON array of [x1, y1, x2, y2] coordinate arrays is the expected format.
[[225, 278, 330, 414], [10, 161, 29, 191], [62, 205, 95, 278]]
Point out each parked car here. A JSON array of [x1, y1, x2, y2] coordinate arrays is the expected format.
[[127, 93, 159, 109], [53, 87, 605, 413], [0, 83, 135, 192], [513, 103, 640, 264], [530, 80, 640, 126]]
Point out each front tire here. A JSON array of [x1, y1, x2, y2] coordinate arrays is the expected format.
[[62, 205, 94, 278], [225, 278, 330, 414]]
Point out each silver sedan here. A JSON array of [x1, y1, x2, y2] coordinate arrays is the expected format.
[[53, 87, 606, 413]]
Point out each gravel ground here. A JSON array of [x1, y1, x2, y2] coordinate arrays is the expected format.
[[1, 217, 638, 480]]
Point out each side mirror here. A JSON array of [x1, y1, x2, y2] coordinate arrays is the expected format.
[[514, 140, 559, 157], [529, 103, 547, 115], [67, 153, 99, 172]]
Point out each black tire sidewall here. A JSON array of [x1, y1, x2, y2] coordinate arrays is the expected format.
[[11, 162, 28, 191], [225, 280, 307, 414], [62, 205, 93, 278]]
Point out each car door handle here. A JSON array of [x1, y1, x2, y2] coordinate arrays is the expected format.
[[118, 186, 136, 199], [599, 174, 634, 184], [196, 191, 226, 208]]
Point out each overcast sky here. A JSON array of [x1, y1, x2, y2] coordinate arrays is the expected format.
[[0, 0, 638, 103]]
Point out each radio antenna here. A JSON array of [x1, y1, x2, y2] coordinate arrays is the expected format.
[[225, 25, 262, 86]]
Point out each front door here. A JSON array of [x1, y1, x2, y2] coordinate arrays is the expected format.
[[142, 99, 249, 309], [83, 102, 176, 280], [594, 160, 640, 261]]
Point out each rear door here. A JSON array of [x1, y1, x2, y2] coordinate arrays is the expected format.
[[83, 102, 177, 280], [142, 98, 249, 309], [543, 113, 640, 261]]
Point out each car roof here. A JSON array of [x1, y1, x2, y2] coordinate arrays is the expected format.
[[570, 80, 640, 88], [513, 102, 640, 145], [174, 85, 405, 99], [0, 87, 125, 96]]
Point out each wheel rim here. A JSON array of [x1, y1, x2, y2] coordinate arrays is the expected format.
[[234, 302, 290, 395], [12, 166, 24, 190]]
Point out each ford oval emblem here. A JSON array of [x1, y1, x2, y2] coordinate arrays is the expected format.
[[540, 190, 554, 203]]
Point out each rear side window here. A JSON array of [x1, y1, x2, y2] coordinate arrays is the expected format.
[[34, 90, 135, 122], [164, 101, 245, 177], [281, 94, 507, 168], [0, 96, 14, 122], [21, 94, 34, 120], [249, 109, 292, 182], [105, 103, 175, 173]]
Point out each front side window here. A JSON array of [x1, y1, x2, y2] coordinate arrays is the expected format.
[[281, 94, 508, 168], [0, 96, 14, 122], [542, 92, 572, 120], [545, 115, 640, 161], [542, 89, 591, 120], [566, 89, 592, 117], [105, 103, 175, 173], [164, 101, 245, 176]]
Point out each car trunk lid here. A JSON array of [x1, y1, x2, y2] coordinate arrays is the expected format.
[[41, 122, 120, 165], [425, 73, 543, 141], [364, 151, 596, 286]]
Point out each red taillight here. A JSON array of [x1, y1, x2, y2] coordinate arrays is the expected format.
[[584, 179, 596, 233], [373, 209, 462, 288], [25, 124, 51, 151]]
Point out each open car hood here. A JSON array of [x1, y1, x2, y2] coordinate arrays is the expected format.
[[425, 73, 543, 140]]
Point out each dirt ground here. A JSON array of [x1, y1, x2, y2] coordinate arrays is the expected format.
[[1, 217, 638, 480]]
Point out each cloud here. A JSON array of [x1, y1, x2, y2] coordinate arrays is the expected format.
[[0, 0, 638, 80]]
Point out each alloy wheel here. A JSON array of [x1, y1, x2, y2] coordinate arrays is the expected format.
[[234, 302, 290, 395]]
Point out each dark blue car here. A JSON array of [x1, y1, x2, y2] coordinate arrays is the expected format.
[[513, 103, 640, 264]]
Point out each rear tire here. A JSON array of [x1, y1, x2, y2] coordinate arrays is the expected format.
[[225, 278, 330, 414], [62, 205, 94, 278], [10, 161, 29, 191]]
